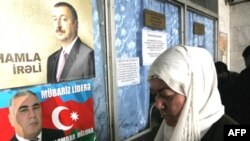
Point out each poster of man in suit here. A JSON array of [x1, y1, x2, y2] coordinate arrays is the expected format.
[[0, 79, 96, 141], [8, 90, 65, 141], [0, 0, 95, 89]]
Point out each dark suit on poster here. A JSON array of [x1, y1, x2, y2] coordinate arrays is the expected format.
[[10, 128, 65, 141], [47, 37, 95, 83]]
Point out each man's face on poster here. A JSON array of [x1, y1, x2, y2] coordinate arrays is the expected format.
[[8, 94, 42, 139], [52, 6, 78, 45]]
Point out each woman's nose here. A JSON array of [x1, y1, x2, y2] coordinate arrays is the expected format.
[[155, 96, 165, 110]]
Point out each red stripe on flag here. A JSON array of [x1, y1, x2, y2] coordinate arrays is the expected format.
[[0, 108, 15, 141]]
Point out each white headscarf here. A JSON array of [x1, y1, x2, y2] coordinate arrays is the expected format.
[[149, 45, 224, 141]]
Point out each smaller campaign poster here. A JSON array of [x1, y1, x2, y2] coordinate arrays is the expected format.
[[0, 79, 96, 141]]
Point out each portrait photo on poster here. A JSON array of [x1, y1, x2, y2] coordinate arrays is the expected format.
[[7, 90, 65, 141], [47, 1, 95, 83], [0, 0, 95, 89]]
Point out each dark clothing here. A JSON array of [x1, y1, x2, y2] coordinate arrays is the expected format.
[[135, 114, 238, 141], [47, 38, 95, 83], [201, 114, 238, 141], [232, 67, 250, 124], [218, 71, 239, 98], [217, 71, 239, 119], [238, 67, 250, 94], [10, 128, 65, 141]]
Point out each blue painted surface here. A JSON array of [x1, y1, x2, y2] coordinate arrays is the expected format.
[[115, 0, 180, 140]]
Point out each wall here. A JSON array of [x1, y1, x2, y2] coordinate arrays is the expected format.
[[230, 2, 250, 72], [218, 1, 230, 66]]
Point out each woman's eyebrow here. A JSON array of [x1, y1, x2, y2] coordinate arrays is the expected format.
[[150, 86, 168, 94]]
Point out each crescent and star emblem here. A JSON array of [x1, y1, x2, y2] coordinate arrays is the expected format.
[[52, 106, 79, 131]]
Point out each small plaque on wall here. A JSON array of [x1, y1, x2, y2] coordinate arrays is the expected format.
[[193, 22, 205, 35], [144, 9, 165, 30]]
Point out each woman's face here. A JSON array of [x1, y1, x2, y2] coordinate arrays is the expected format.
[[150, 78, 186, 127]]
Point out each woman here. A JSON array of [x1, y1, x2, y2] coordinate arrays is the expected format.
[[148, 45, 237, 141]]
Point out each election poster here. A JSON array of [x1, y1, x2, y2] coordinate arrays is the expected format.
[[0, 79, 96, 141], [0, 0, 94, 89]]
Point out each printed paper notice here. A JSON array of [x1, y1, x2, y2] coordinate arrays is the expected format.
[[117, 58, 140, 87], [142, 29, 167, 65]]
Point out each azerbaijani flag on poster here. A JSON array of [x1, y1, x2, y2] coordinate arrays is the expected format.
[[0, 79, 96, 141]]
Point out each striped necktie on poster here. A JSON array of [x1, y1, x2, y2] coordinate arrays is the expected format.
[[56, 50, 68, 82]]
